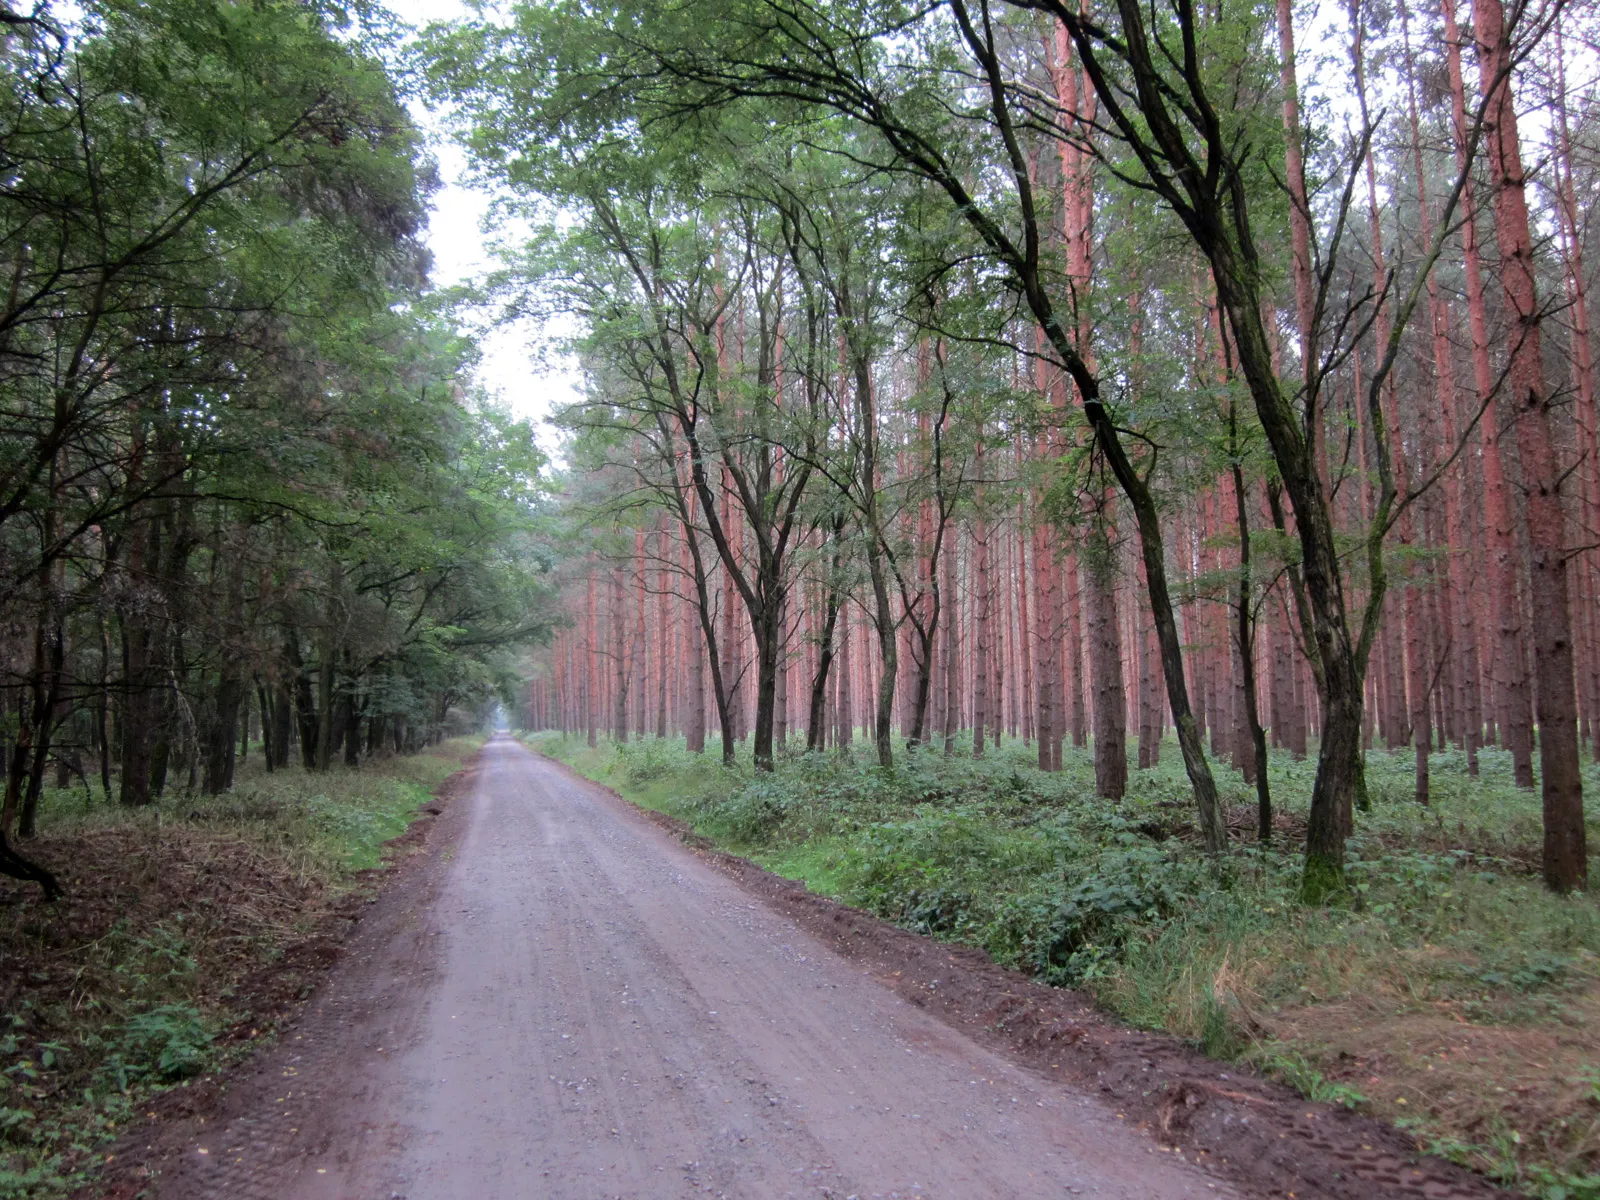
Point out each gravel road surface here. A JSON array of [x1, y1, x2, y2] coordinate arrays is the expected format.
[[160, 735, 1243, 1200]]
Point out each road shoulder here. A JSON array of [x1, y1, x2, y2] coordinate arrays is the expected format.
[[89, 757, 481, 1200]]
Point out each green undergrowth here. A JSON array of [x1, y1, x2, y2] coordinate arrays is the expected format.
[[528, 729, 1600, 1198], [0, 736, 481, 1199]]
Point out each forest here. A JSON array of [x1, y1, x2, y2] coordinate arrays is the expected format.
[[0, 0, 551, 899], [469, 0, 1600, 900], [2, 0, 1600, 1193], [455, 0, 1600, 1187], [0, 4, 548, 1190]]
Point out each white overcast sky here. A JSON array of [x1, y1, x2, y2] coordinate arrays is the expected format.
[[388, 0, 578, 456]]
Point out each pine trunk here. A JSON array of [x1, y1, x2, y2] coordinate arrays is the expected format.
[[1475, 0, 1586, 890]]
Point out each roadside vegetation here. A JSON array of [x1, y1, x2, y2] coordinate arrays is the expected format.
[[0, 737, 479, 1200], [529, 730, 1600, 1200]]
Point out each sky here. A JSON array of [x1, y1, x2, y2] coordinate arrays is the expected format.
[[387, 0, 579, 455]]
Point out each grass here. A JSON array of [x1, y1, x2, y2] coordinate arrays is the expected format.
[[0, 736, 480, 1199], [526, 728, 1600, 1199]]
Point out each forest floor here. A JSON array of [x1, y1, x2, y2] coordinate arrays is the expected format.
[[528, 730, 1600, 1200], [0, 736, 481, 1200]]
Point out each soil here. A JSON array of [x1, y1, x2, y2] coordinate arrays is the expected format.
[[79, 763, 478, 1200], [99, 737, 1507, 1199], [1256, 982, 1600, 1179], [653, 815, 1511, 1200], [1, 826, 323, 1042]]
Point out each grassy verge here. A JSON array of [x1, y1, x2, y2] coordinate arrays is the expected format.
[[526, 729, 1600, 1199], [0, 737, 481, 1199]]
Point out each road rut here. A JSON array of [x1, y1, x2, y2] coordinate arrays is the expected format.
[[161, 736, 1242, 1199]]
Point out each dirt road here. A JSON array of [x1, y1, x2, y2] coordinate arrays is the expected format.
[[157, 735, 1245, 1200]]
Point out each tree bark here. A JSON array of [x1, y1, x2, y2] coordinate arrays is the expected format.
[[973, 491, 992, 759], [1551, 18, 1600, 763], [585, 569, 599, 748], [203, 550, 246, 793], [1474, 0, 1586, 890], [611, 566, 630, 744], [1231, 456, 1272, 840], [1032, 514, 1061, 771], [1442, 0, 1534, 784], [118, 507, 159, 804], [683, 533, 708, 753], [940, 529, 959, 755], [1085, 524, 1126, 798], [315, 643, 336, 771], [808, 519, 847, 751], [289, 639, 318, 771]]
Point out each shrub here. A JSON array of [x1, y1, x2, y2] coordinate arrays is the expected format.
[[112, 1004, 211, 1084]]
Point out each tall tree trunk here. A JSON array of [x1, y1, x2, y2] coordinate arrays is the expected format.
[[119, 506, 160, 805], [973, 495, 991, 759], [204, 674, 244, 793], [18, 464, 67, 837], [940, 530, 959, 755], [315, 644, 336, 772], [257, 682, 275, 773], [1475, 0, 1586, 890], [1136, 555, 1161, 768], [1231, 455, 1272, 840], [1016, 504, 1034, 746], [808, 521, 846, 751], [683, 535, 708, 753], [1086, 522, 1126, 798], [992, 521, 1008, 747], [718, 479, 740, 750], [1032, 515, 1060, 771], [656, 528, 668, 739], [342, 655, 363, 769], [866, 543, 897, 767], [679, 492, 736, 765], [14, 604, 66, 839], [1064, 554, 1087, 748], [835, 607, 853, 752], [751, 597, 784, 770], [203, 548, 245, 794], [611, 567, 630, 744], [1277, 0, 1316, 398], [1442, 0, 1534, 785], [271, 680, 293, 769], [585, 569, 599, 748], [634, 529, 649, 738], [1552, 18, 1600, 764], [1044, 33, 1218, 826], [97, 609, 114, 800], [289, 638, 318, 770], [240, 687, 252, 767], [774, 595, 788, 750]]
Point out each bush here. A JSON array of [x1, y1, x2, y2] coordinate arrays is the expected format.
[[698, 774, 796, 844], [612, 738, 690, 786], [112, 1004, 212, 1084]]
